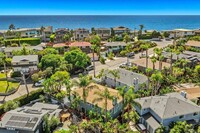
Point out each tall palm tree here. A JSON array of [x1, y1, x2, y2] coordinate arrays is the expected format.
[[140, 43, 150, 68], [90, 35, 101, 77], [145, 68, 153, 89], [93, 87, 113, 122], [16, 32, 21, 47], [150, 71, 163, 96], [124, 86, 138, 122], [139, 24, 144, 36], [117, 86, 126, 123], [108, 69, 120, 88], [151, 56, 157, 71], [74, 74, 98, 115], [154, 48, 163, 71], [40, 26, 46, 42], [0, 53, 9, 92], [65, 79, 74, 102]]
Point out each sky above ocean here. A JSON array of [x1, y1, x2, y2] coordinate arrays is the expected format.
[[0, 0, 200, 15]]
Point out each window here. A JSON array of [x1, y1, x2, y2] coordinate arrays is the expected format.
[[179, 115, 184, 119], [193, 112, 198, 116]]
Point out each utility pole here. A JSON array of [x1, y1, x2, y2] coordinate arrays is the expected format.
[[21, 71, 29, 96]]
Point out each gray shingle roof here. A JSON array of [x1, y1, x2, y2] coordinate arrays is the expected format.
[[105, 68, 148, 86], [135, 93, 200, 119], [4, 46, 43, 53], [12, 55, 38, 63]]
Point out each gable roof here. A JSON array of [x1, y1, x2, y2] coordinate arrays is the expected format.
[[69, 42, 91, 47], [12, 55, 38, 63], [105, 68, 148, 86], [135, 93, 200, 119], [4, 46, 43, 53], [104, 42, 126, 47], [186, 40, 200, 48]]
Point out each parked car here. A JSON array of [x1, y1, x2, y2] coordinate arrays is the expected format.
[[127, 52, 135, 57], [119, 62, 132, 68], [86, 65, 94, 71], [74, 69, 84, 75], [35, 79, 44, 87], [139, 53, 146, 58]]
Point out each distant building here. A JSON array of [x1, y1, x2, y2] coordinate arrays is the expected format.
[[74, 83, 123, 118], [55, 28, 70, 43], [103, 42, 127, 55], [103, 68, 148, 91], [73, 28, 89, 41], [94, 28, 111, 40], [4, 45, 43, 58], [12, 55, 39, 73], [134, 93, 200, 133], [2, 26, 53, 42], [113, 26, 130, 37], [0, 102, 61, 133], [69, 42, 91, 53], [161, 29, 195, 38]]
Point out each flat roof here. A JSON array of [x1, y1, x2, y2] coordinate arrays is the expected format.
[[74, 83, 122, 110], [186, 41, 200, 48], [4, 46, 43, 53], [104, 42, 126, 47], [132, 58, 170, 70]]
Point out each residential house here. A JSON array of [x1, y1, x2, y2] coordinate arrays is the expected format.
[[4, 45, 43, 57], [103, 42, 127, 55], [185, 40, 200, 50], [69, 42, 91, 53], [55, 28, 70, 43], [73, 28, 89, 41], [94, 28, 111, 40], [12, 55, 39, 73], [103, 68, 148, 91], [162, 51, 200, 66], [2, 26, 53, 42], [113, 26, 130, 38], [161, 29, 195, 39], [74, 83, 123, 118], [0, 102, 61, 133], [134, 93, 200, 133]]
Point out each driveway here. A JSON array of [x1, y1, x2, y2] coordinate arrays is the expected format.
[[0, 83, 40, 105]]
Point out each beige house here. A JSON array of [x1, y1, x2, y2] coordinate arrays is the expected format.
[[73, 28, 89, 41], [12, 55, 39, 73], [161, 29, 195, 38], [185, 40, 200, 49], [55, 28, 70, 43], [94, 28, 111, 40], [113, 26, 130, 37]]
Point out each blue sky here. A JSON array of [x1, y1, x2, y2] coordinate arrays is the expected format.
[[0, 0, 200, 15]]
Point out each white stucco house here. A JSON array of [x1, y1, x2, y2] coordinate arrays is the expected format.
[[103, 68, 148, 91], [12, 55, 39, 73], [134, 93, 200, 133], [161, 29, 195, 39]]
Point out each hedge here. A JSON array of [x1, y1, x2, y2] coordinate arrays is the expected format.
[[0, 88, 44, 115], [4, 38, 41, 46]]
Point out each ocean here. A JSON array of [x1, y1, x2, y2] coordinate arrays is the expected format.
[[1, 15, 200, 31]]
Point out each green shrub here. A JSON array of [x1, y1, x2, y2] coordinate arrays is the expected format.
[[100, 56, 105, 64], [11, 71, 21, 78], [4, 38, 41, 46], [3, 100, 19, 112]]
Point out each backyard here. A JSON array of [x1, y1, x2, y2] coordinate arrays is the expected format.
[[0, 73, 6, 79], [0, 81, 20, 93]]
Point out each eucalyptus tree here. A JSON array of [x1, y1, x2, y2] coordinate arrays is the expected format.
[[150, 71, 163, 95], [117, 86, 127, 122]]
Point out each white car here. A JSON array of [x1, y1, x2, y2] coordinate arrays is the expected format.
[[34, 79, 44, 87]]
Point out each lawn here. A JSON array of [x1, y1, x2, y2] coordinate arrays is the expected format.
[[0, 73, 6, 79], [0, 81, 20, 93]]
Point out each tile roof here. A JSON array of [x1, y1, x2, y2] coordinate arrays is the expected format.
[[69, 42, 91, 47], [135, 93, 200, 119], [186, 41, 200, 48], [53, 43, 68, 48]]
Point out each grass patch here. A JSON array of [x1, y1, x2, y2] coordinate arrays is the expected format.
[[0, 81, 20, 93], [0, 73, 6, 79]]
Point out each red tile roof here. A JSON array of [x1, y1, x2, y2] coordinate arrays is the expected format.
[[53, 43, 68, 48], [69, 42, 91, 47]]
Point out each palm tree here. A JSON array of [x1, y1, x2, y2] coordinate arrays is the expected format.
[[16, 32, 21, 46], [93, 87, 113, 122], [40, 26, 45, 42], [74, 74, 98, 115], [0, 53, 9, 93], [151, 56, 157, 70], [124, 86, 138, 122], [154, 48, 163, 71], [140, 43, 150, 68], [139, 24, 144, 36], [108, 69, 120, 88], [65, 79, 74, 102], [145, 68, 153, 89], [90, 35, 101, 77], [117, 86, 126, 123], [150, 71, 163, 96], [9, 24, 15, 31]]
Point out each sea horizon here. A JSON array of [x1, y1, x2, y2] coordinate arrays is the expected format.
[[1, 15, 200, 31]]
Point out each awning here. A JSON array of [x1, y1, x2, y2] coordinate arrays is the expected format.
[[143, 113, 160, 130]]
